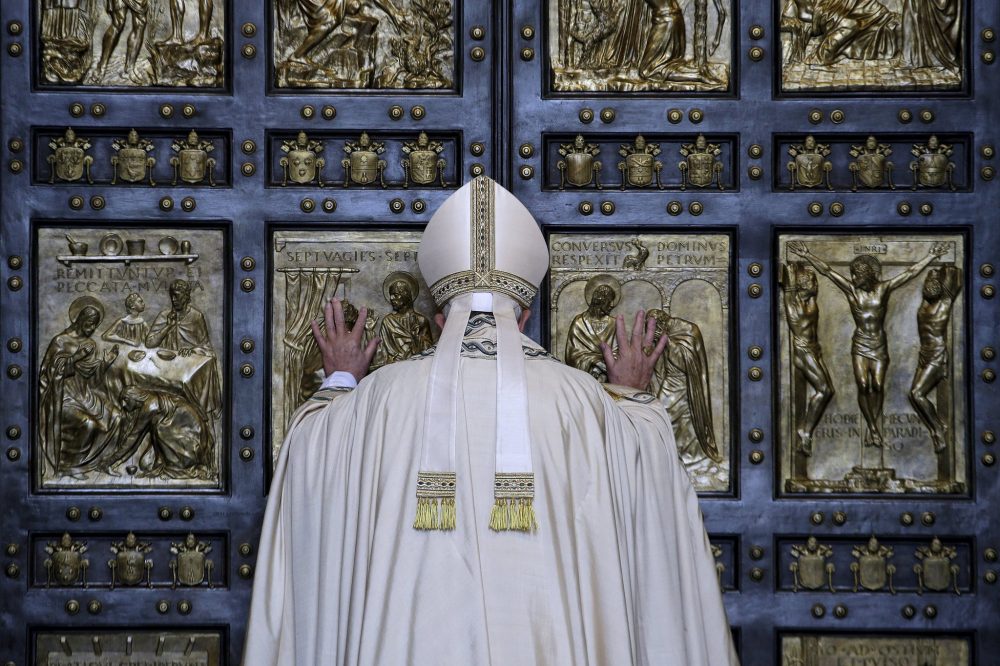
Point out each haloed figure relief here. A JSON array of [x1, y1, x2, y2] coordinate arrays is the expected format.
[[549, 0, 732, 92], [272, 0, 455, 89], [38, 0, 224, 87], [779, 0, 963, 92], [779, 234, 966, 495], [551, 233, 731, 492], [36, 227, 225, 489]]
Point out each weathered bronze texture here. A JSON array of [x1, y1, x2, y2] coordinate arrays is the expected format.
[[342, 133, 388, 188], [558, 135, 602, 189], [401, 132, 447, 188], [679, 135, 724, 190], [910, 136, 956, 190], [111, 129, 156, 186], [782, 634, 969, 664], [280, 131, 326, 187], [170, 130, 216, 186], [107, 532, 152, 589], [47, 128, 94, 184], [787, 135, 832, 190], [849, 135, 895, 190], [169, 533, 214, 588], [617, 136, 663, 190], [35, 631, 222, 663]]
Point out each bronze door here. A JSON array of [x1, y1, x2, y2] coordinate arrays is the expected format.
[[1, 0, 999, 664]]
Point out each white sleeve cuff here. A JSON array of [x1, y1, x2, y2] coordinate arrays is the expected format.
[[320, 371, 358, 390]]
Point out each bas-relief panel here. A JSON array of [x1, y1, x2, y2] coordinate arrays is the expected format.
[[37, 0, 225, 87], [270, 230, 438, 463], [36, 631, 221, 665], [778, 233, 967, 495], [549, 233, 731, 492], [781, 634, 969, 666], [779, 0, 964, 92], [548, 0, 733, 92], [271, 0, 455, 89], [34, 226, 226, 490]]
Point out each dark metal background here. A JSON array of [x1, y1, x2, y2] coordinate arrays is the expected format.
[[2, 0, 998, 664]]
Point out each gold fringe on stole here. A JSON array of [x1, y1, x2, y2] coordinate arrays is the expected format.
[[490, 473, 537, 532], [413, 471, 457, 531]]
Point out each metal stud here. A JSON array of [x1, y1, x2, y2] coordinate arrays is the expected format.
[[829, 202, 844, 216], [322, 105, 336, 120], [599, 108, 616, 123], [749, 428, 764, 442], [748, 262, 763, 277], [241, 140, 257, 154], [900, 512, 914, 526], [747, 284, 763, 298], [808, 202, 823, 216], [986, 548, 998, 562], [688, 109, 704, 123], [240, 363, 255, 378], [88, 600, 102, 614], [239, 543, 253, 557], [983, 145, 996, 159], [666, 201, 682, 216], [90, 195, 105, 210], [411, 199, 426, 214], [6, 365, 21, 380], [322, 198, 336, 213], [240, 256, 256, 271], [240, 426, 255, 440], [469, 163, 485, 177], [389, 198, 405, 214], [749, 545, 765, 560], [4, 543, 17, 556], [388, 105, 404, 120], [811, 604, 825, 618], [471, 142, 486, 156], [240, 337, 255, 353], [410, 105, 426, 120], [985, 570, 998, 584], [984, 369, 997, 383], [69, 195, 85, 211], [984, 28, 997, 42], [66, 507, 81, 521], [69, 102, 85, 117], [7, 255, 22, 270], [748, 144, 763, 159], [688, 201, 703, 215], [982, 166, 995, 181], [90, 103, 106, 117], [902, 604, 916, 619], [7, 276, 22, 291], [600, 201, 615, 215], [5, 447, 19, 462], [240, 447, 254, 461], [181, 104, 196, 118], [300, 198, 315, 213], [919, 109, 935, 123], [830, 109, 845, 124], [178, 600, 192, 615], [578, 201, 594, 216], [88, 507, 102, 521], [748, 366, 763, 381], [241, 22, 257, 37], [517, 143, 533, 159], [7, 159, 22, 174], [179, 506, 195, 521], [241, 163, 255, 177], [808, 109, 823, 124], [810, 512, 824, 525], [749, 450, 764, 465], [749, 568, 764, 582], [897, 202, 912, 216], [898, 109, 913, 123], [65, 600, 80, 615], [748, 165, 763, 180], [983, 51, 995, 65], [7, 21, 23, 35], [984, 452, 997, 466], [180, 197, 196, 212], [833, 511, 847, 525], [158, 507, 172, 521], [747, 345, 763, 360], [160, 104, 174, 119], [301, 105, 315, 119], [921, 512, 936, 526], [470, 46, 486, 62], [159, 197, 174, 212], [982, 285, 996, 299], [521, 25, 535, 40], [241, 44, 256, 59], [239, 564, 253, 579], [5, 425, 20, 439], [469, 25, 485, 40], [520, 47, 535, 61], [519, 165, 535, 180], [157, 600, 170, 614], [578, 108, 595, 123], [7, 43, 22, 57], [748, 46, 764, 61], [924, 605, 937, 619], [666, 109, 683, 124], [7, 137, 23, 152], [833, 605, 848, 619], [5, 563, 19, 578]]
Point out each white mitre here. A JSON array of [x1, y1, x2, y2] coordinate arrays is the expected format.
[[414, 176, 549, 533]]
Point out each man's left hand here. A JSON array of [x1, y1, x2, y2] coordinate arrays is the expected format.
[[311, 297, 381, 382]]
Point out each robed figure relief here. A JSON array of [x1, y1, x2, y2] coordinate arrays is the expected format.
[[565, 275, 620, 382], [373, 272, 434, 368]]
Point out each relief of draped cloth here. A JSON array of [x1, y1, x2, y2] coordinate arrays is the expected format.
[[565, 313, 616, 380], [812, 0, 900, 64], [594, 0, 651, 68], [374, 310, 433, 367], [112, 390, 214, 478], [278, 0, 346, 30], [146, 306, 222, 420], [639, 4, 687, 79], [901, 0, 960, 68]]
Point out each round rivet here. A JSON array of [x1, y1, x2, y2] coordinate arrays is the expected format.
[[7, 255, 22, 270], [389, 198, 405, 214], [688, 109, 704, 123], [833, 511, 847, 525], [322, 198, 336, 213], [808, 109, 823, 124], [5, 563, 19, 578], [470, 46, 486, 61], [748, 263, 763, 277], [749, 450, 764, 465], [5, 543, 16, 556], [241, 278, 255, 293], [300, 198, 315, 213], [180, 197, 196, 212], [811, 604, 825, 618], [239, 543, 253, 557], [985, 570, 998, 584], [239, 564, 253, 579], [160, 104, 174, 119], [749, 428, 764, 443], [984, 28, 997, 42], [469, 163, 485, 177], [7, 138, 23, 153], [897, 202, 912, 216], [984, 430, 997, 445], [5, 426, 20, 440], [898, 109, 913, 123], [919, 109, 934, 123], [7, 276, 22, 291], [241, 21, 257, 37], [521, 25, 535, 40], [924, 605, 937, 619], [666, 200, 683, 216], [240, 363, 254, 378], [159, 197, 174, 211], [749, 567, 764, 582], [5, 447, 19, 462], [66, 507, 81, 521], [748, 165, 763, 180], [900, 512, 914, 526], [321, 105, 336, 120], [8, 159, 23, 174], [7, 21, 23, 35], [808, 202, 823, 216], [986, 548, 998, 562], [65, 600, 80, 615], [748, 345, 763, 360], [388, 105, 404, 120], [982, 166, 996, 181], [578, 201, 594, 216], [301, 105, 315, 119], [982, 285, 996, 299], [471, 142, 487, 156], [748, 366, 763, 381], [921, 512, 936, 526], [178, 600, 192, 615], [87, 600, 102, 615], [667, 109, 683, 124], [241, 162, 255, 177], [69, 194, 85, 210], [6, 365, 21, 380], [179, 506, 194, 521], [520, 47, 535, 61], [749, 25, 764, 40], [90, 103, 106, 117], [410, 105, 426, 120], [469, 25, 485, 40], [240, 337, 255, 353], [983, 50, 995, 65], [829, 202, 844, 216], [69, 102, 85, 117], [902, 604, 916, 619], [748, 144, 763, 159], [7, 42, 22, 57], [156, 600, 170, 614], [88, 507, 102, 521], [579, 108, 594, 123], [810, 512, 824, 525], [984, 452, 997, 466], [750, 545, 765, 560], [240, 256, 256, 272], [830, 109, 845, 124], [984, 369, 997, 383], [240, 426, 255, 440], [517, 143, 533, 159], [600, 201, 615, 215], [519, 165, 535, 180], [158, 507, 172, 521], [240, 447, 254, 461], [599, 108, 615, 123], [833, 605, 848, 619], [983, 145, 996, 159], [411, 199, 426, 213], [748, 46, 764, 61], [689, 201, 703, 215], [90, 195, 105, 210], [241, 44, 256, 59], [747, 284, 763, 298], [241, 140, 256, 155], [181, 104, 195, 118]]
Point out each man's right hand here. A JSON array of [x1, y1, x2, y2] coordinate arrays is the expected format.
[[600, 310, 668, 391], [311, 298, 380, 382]]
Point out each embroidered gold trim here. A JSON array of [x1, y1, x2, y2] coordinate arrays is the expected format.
[[430, 269, 537, 308], [489, 473, 537, 532], [414, 471, 457, 531]]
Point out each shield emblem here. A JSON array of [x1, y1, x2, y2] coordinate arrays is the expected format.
[[179, 149, 207, 183], [177, 550, 206, 586], [857, 153, 885, 188], [922, 558, 952, 591], [350, 151, 379, 184], [859, 555, 887, 590], [918, 153, 949, 187], [287, 149, 317, 184], [566, 152, 594, 187], [797, 554, 827, 590], [116, 550, 146, 585], [408, 150, 437, 185], [55, 146, 84, 181], [687, 153, 714, 187], [118, 147, 148, 182], [626, 153, 654, 187], [53, 550, 80, 585], [794, 153, 824, 187]]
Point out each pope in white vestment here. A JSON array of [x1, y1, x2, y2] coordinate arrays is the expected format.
[[244, 176, 739, 666]]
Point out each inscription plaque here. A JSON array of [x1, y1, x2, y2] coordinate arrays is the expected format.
[[781, 634, 969, 666], [549, 232, 731, 492], [36, 630, 221, 665]]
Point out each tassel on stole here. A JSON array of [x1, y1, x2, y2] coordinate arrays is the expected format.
[[413, 471, 457, 531], [488, 497, 537, 532]]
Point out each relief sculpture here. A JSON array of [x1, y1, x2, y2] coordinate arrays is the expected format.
[[550, 232, 731, 492], [36, 227, 225, 490], [549, 0, 732, 92], [782, 634, 970, 666], [272, 0, 455, 89], [38, 0, 224, 87], [778, 234, 966, 495], [270, 230, 437, 463]]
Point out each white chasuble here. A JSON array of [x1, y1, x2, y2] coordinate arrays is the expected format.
[[244, 316, 739, 666]]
